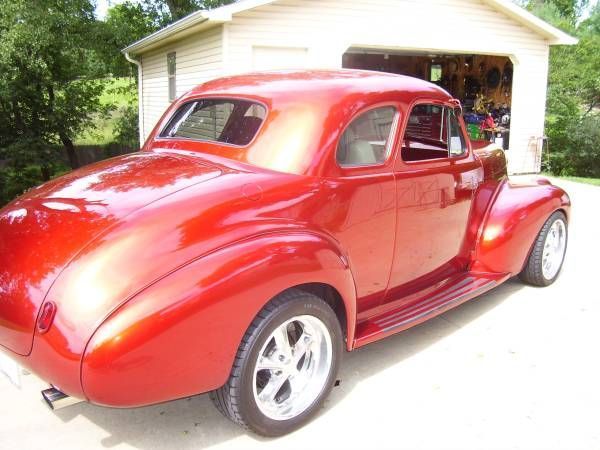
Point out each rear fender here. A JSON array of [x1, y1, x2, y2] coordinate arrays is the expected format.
[[472, 178, 570, 275], [81, 231, 356, 407]]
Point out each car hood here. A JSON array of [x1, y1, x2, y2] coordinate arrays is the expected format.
[[0, 151, 221, 355]]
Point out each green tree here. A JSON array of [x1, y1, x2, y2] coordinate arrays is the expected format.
[[141, 0, 236, 24], [165, 0, 202, 19], [0, 0, 106, 175], [98, 2, 161, 77], [94, 1, 237, 75], [530, 1, 600, 176], [528, 0, 589, 25]]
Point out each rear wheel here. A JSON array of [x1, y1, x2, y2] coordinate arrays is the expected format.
[[519, 211, 568, 286], [210, 289, 342, 436]]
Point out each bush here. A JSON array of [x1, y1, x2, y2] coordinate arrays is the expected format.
[[545, 114, 600, 177], [535, 3, 600, 178], [0, 165, 51, 207], [0, 137, 70, 206], [113, 105, 140, 150]]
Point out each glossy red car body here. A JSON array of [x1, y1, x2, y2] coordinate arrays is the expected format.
[[0, 70, 570, 408]]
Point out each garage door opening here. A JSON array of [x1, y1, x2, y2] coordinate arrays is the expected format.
[[343, 49, 513, 149]]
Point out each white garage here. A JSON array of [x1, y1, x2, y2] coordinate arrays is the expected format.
[[123, 0, 576, 174]]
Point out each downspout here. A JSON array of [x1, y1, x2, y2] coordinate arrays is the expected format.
[[124, 52, 145, 148]]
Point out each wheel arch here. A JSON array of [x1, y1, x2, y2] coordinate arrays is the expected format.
[[81, 231, 357, 407], [519, 207, 569, 273], [472, 179, 571, 275], [278, 282, 348, 344]]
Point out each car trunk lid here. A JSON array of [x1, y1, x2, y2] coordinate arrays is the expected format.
[[0, 151, 221, 355]]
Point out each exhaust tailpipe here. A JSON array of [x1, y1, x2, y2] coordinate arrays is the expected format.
[[41, 387, 84, 410]]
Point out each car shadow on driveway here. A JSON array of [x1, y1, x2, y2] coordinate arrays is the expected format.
[[332, 277, 526, 401], [51, 278, 526, 449]]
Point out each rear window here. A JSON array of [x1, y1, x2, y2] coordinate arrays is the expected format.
[[161, 98, 266, 146]]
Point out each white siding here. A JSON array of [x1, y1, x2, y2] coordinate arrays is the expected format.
[[223, 0, 551, 173], [140, 26, 224, 140], [252, 45, 309, 70]]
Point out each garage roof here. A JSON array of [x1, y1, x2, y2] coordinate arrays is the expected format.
[[122, 0, 577, 55]]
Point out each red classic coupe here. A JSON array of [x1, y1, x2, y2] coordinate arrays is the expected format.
[[0, 70, 569, 436]]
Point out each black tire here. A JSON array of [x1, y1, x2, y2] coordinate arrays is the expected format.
[[519, 211, 568, 287], [210, 289, 343, 437]]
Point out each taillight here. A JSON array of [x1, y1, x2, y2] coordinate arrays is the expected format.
[[37, 302, 57, 334]]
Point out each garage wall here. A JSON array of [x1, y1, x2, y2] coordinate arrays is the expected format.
[[252, 45, 309, 70], [223, 0, 551, 173], [140, 26, 224, 141]]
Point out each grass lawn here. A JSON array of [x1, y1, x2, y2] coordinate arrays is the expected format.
[[75, 77, 136, 146], [557, 176, 600, 186], [99, 77, 136, 108], [75, 110, 122, 146]]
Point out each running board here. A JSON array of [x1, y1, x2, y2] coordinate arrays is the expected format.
[[354, 272, 509, 348]]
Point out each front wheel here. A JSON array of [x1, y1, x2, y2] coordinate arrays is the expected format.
[[210, 289, 343, 436], [519, 211, 568, 286]]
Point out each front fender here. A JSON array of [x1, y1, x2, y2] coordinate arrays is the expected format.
[[472, 178, 570, 275], [81, 232, 356, 407]]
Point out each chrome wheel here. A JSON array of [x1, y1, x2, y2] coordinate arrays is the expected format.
[[211, 290, 342, 436], [541, 218, 567, 280], [252, 315, 333, 421]]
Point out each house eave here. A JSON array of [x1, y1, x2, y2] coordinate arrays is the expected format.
[[122, 13, 216, 55], [482, 0, 578, 45], [121, 0, 279, 55]]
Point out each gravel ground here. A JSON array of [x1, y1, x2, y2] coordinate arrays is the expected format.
[[1, 176, 598, 450]]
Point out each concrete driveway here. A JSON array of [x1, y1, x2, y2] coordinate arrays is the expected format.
[[1, 177, 598, 450]]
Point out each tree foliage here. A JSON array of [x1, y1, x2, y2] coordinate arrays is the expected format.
[[0, 0, 237, 206], [113, 104, 140, 149], [94, 1, 236, 76], [528, 0, 590, 25], [0, 0, 107, 185], [140, 0, 236, 24], [525, 1, 600, 176], [96, 2, 161, 77]]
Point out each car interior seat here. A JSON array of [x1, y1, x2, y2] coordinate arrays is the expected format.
[[343, 139, 377, 165], [223, 116, 263, 145]]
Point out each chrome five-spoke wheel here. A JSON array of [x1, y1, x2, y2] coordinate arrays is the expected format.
[[520, 211, 568, 286], [541, 218, 567, 280], [253, 315, 333, 421], [210, 289, 342, 436]]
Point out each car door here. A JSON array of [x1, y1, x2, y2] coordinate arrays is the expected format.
[[319, 104, 401, 319], [384, 102, 481, 302]]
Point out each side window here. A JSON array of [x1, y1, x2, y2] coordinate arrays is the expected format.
[[167, 52, 176, 102], [402, 104, 466, 161], [448, 108, 467, 157], [336, 106, 397, 167]]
